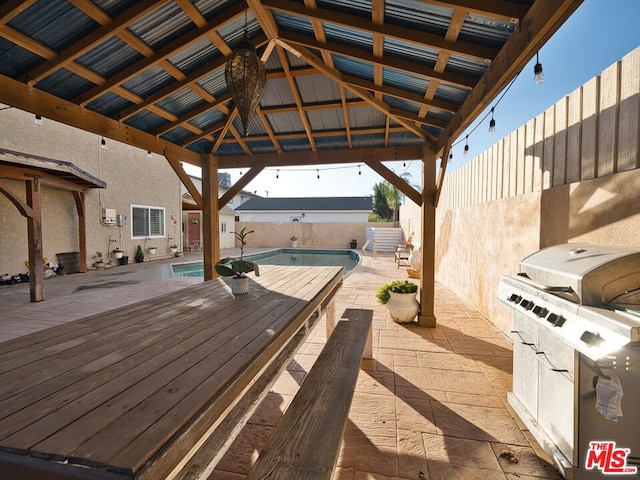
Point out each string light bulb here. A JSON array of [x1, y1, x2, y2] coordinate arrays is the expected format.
[[534, 52, 544, 84], [316, 169, 320, 180], [463, 135, 469, 157], [100, 136, 107, 150], [358, 165, 361, 175], [449, 152, 453, 163], [488, 107, 496, 134], [276, 169, 279, 179], [147, 150, 152, 158], [34, 114, 42, 125]]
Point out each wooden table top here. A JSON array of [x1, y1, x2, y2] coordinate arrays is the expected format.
[[0, 265, 343, 479]]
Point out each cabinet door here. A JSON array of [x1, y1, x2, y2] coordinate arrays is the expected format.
[[512, 313, 539, 417], [537, 329, 576, 464]]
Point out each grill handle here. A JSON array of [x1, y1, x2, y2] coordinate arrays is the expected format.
[[513, 273, 574, 293]]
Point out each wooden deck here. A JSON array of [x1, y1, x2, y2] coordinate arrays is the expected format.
[[0, 265, 343, 480]]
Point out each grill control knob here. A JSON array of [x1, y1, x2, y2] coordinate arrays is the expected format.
[[580, 330, 604, 347], [547, 313, 558, 324], [519, 299, 534, 310], [532, 305, 548, 317], [553, 315, 566, 327], [508, 294, 522, 303]]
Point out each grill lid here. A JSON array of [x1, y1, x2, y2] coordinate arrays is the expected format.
[[519, 243, 640, 306]]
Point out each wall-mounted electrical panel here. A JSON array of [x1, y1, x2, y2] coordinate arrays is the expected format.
[[103, 208, 117, 225], [116, 214, 126, 226]]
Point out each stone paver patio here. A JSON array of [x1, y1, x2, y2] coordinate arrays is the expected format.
[[0, 249, 560, 480]]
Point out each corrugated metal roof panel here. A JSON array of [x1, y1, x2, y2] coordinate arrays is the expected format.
[[128, 2, 193, 50], [435, 83, 470, 105], [383, 68, 430, 96], [446, 54, 488, 77], [384, 37, 439, 67], [296, 75, 341, 103], [272, 11, 314, 35], [317, 0, 371, 17], [76, 36, 142, 78], [189, 138, 214, 154], [265, 111, 305, 134], [122, 65, 174, 98], [216, 142, 246, 156], [197, 69, 228, 98], [217, 13, 262, 47], [190, 108, 227, 131], [87, 91, 133, 117], [234, 115, 267, 136], [261, 78, 296, 107], [352, 133, 385, 149], [389, 131, 423, 147], [460, 13, 516, 47], [385, 0, 451, 36], [349, 105, 385, 129], [246, 140, 278, 154], [332, 55, 374, 81], [323, 24, 373, 50], [306, 108, 345, 131], [168, 38, 221, 74], [157, 87, 207, 117], [383, 95, 421, 115], [315, 135, 350, 150], [160, 125, 193, 144], [0, 38, 40, 77], [195, 0, 240, 19], [9, 0, 96, 51], [278, 138, 312, 152], [34, 70, 94, 102], [125, 109, 171, 133], [285, 50, 308, 69]]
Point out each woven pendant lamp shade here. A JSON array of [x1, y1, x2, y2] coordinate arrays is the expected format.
[[225, 40, 266, 137]]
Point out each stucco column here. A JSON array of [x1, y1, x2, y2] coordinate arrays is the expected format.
[[419, 143, 436, 327], [202, 154, 220, 281]]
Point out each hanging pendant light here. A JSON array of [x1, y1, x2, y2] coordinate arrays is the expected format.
[[225, 14, 266, 137]]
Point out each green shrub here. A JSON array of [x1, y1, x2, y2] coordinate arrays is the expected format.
[[375, 280, 418, 304]]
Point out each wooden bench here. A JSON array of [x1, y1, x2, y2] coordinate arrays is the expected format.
[[0, 265, 344, 480], [245, 308, 373, 480]]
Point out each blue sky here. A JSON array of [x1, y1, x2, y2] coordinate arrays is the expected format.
[[208, 0, 640, 198]]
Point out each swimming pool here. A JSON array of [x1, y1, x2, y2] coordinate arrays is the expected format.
[[172, 249, 360, 278]]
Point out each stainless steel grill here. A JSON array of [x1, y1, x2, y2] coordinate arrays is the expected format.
[[498, 243, 640, 479]]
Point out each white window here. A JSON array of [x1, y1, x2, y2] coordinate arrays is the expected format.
[[131, 205, 165, 239], [221, 222, 227, 233], [241, 195, 248, 203]]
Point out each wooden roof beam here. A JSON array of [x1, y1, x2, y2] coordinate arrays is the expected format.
[[425, 0, 527, 24]]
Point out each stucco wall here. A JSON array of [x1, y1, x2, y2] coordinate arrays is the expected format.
[[235, 222, 388, 249], [0, 106, 181, 273]]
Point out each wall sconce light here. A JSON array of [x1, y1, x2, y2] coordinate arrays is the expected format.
[[192, 218, 199, 224], [100, 136, 107, 150], [34, 114, 42, 125]]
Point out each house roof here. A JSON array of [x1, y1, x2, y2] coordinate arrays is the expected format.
[[235, 196, 372, 211], [0, 147, 106, 189], [0, 1, 582, 174]]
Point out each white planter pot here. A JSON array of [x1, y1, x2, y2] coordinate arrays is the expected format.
[[230, 276, 249, 295], [148, 248, 157, 255], [387, 291, 419, 323], [290, 241, 298, 248], [408, 249, 421, 271], [113, 251, 124, 259], [170, 248, 178, 254]]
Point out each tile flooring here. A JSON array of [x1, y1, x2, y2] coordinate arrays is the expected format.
[[0, 249, 561, 480]]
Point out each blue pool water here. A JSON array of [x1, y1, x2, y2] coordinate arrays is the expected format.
[[172, 249, 360, 278]]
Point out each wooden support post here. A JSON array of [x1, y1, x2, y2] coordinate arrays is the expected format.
[[25, 177, 44, 302], [419, 143, 437, 327], [201, 154, 220, 281], [325, 298, 336, 339], [72, 191, 87, 273]]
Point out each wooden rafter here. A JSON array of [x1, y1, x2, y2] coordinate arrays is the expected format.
[[339, 86, 353, 149], [276, 39, 435, 142], [363, 158, 422, 206], [219, 163, 265, 208], [75, 3, 246, 106], [263, 0, 499, 61]]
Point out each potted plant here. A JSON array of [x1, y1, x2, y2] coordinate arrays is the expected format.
[[134, 245, 145, 263], [112, 247, 124, 259], [148, 246, 157, 255], [375, 280, 419, 323], [215, 227, 260, 295], [350, 238, 357, 249], [290, 235, 299, 248], [91, 251, 105, 270], [169, 244, 179, 254]]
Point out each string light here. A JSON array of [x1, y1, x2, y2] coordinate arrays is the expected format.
[[100, 136, 107, 150], [147, 150, 152, 158], [34, 114, 42, 125], [534, 52, 544, 84], [449, 152, 453, 163], [316, 169, 320, 180], [488, 107, 496, 134], [463, 136, 469, 157], [358, 165, 361, 175], [276, 169, 279, 179]]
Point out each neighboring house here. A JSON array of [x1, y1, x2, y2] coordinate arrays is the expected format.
[[234, 197, 373, 222], [180, 173, 259, 249], [0, 105, 182, 275]]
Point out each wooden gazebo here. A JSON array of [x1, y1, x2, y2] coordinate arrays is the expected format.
[[0, 0, 583, 325]]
